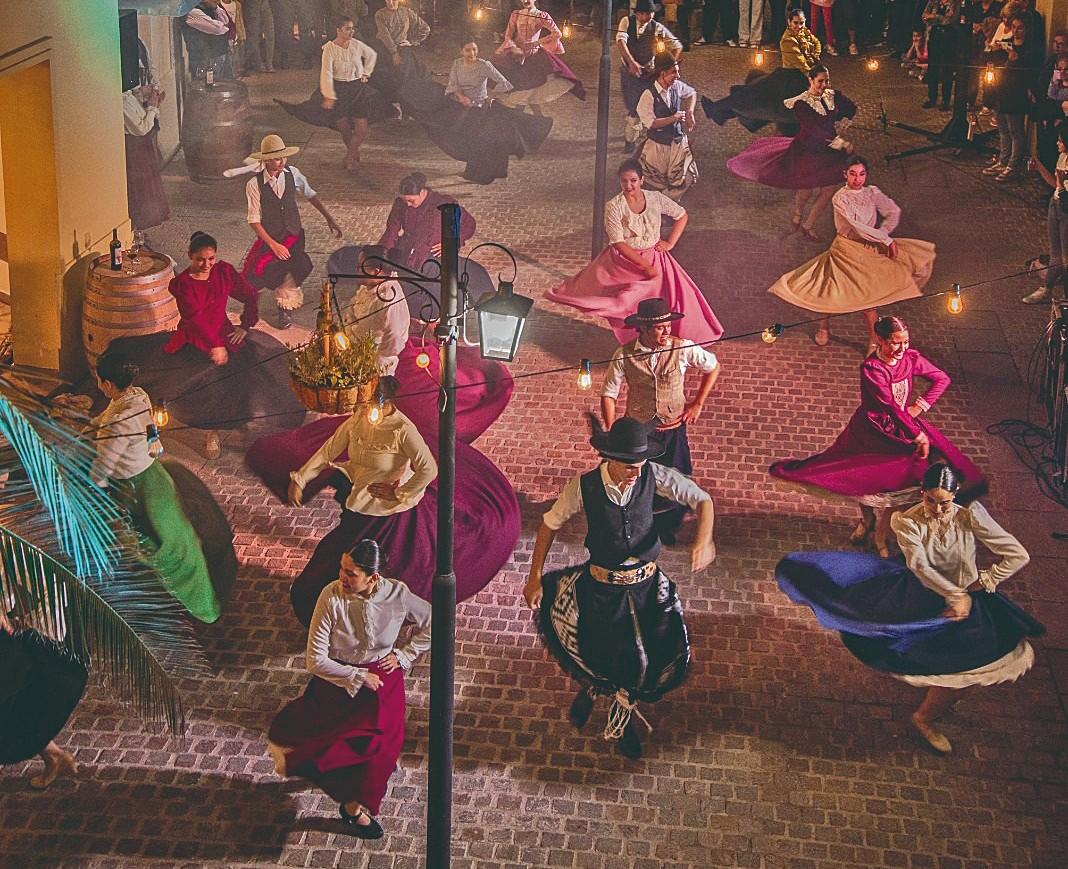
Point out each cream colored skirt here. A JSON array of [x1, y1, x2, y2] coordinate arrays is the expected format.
[[769, 235, 936, 314], [893, 640, 1034, 689]]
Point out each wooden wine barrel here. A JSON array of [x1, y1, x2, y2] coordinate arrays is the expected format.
[[181, 79, 254, 182], [83, 251, 179, 366]]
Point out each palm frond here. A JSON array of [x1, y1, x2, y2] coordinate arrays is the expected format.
[[1, 526, 186, 733]]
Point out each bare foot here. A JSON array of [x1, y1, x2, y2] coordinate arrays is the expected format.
[[30, 748, 77, 789]]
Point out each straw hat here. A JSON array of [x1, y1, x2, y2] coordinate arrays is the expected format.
[[248, 134, 300, 162]]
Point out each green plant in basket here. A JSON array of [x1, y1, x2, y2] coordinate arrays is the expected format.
[[289, 332, 381, 389]]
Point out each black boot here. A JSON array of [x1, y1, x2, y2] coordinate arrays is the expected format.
[[569, 687, 595, 730], [616, 720, 642, 760]]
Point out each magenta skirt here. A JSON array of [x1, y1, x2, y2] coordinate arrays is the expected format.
[[727, 136, 851, 190], [289, 438, 521, 624], [245, 338, 514, 503], [268, 664, 404, 813], [545, 246, 724, 345]]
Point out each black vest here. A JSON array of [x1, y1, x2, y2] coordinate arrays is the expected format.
[[626, 17, 657, 67], [581, 464, 661, 569], [183, 3, 230, 72], [647, 82, 684, 144], [259, 168, 304, 239]]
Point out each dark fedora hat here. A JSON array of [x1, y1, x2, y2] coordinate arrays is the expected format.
[[590, 416, 665, 464], [623, 297, 684, 328], [633, 0, 660, 13]]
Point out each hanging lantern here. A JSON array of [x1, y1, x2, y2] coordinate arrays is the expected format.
[[761, 324, 784, 344], [562, 20, 573, 39], [946, 284, 963, 315], [473, 4, 484, 21], [577, 358, 592, 390], [475, 281, 533, 362]]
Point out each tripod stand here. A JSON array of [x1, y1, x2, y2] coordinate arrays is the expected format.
[[882, 86, 998, 164]]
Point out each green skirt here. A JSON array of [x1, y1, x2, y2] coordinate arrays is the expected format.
[[117, 461, 221, 624]]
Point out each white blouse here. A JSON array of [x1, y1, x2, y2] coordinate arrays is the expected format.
[[91, 387, 155, 486], [604, 190, 686, 251], [307, 577, 432, 696], [290, 407, 436, 516], [319, 39, 377, 101], [890, 501, 1030, 605], [344, 280, 410, 376], [832, 185, 901, 247]]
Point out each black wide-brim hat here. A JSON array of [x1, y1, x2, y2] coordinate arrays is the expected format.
[[590, 416, 666, 464], [623, 297, 685, 329], [633, 0, 660, 13]]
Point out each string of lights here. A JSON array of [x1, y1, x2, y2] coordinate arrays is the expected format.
[[87, 263, 1040, 439]]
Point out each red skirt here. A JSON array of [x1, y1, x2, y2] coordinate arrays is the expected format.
[[268, 664, 405, 814]]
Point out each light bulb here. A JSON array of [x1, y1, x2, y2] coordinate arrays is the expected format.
[[984, 64, 995, 84], [368, 401, 383, 424], [415, 351, 431, 369], [753, 49, 765, 66], [656, 38, 665, 54], [152, 401, 169, 428], [761, 324, 783, 344], [577, 359, 592, 390], [562, 21, 572, 39], [333, 329, 350, 351], [474, 6, 483, 20], [865, 57, 880, 72], [947, 286, 963, 315]]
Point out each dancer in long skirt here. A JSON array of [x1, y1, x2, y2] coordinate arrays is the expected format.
[[769, 156, 936, 351], [523, 417, 716, 759], [92, 353, 224, 623], [493, 0, 585, 109], [770, 316, 986, 555], [268, 539, 431, 839], [636, 53, 699, 200], [703, 6, 821, 134], [545, 159, 723, 345], [617, 0, 683, 153], [776, 463, 1043, 754], [727, 65, 857, 241]]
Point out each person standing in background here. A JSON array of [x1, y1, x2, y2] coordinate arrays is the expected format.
[[183, 0, 237, 79], [123, 80, 171, 231], [738, 0, 766, 48], [242, 0, 276, 72]]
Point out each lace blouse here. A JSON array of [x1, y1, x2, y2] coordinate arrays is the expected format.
[[832, 185, 901, 247], [319, 39, 377, 100], [604, 190, 686, 250]]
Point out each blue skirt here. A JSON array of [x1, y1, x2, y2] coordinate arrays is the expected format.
[[775, 552, 1044, 678]]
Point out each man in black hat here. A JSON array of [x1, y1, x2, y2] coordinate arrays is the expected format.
[[602, 298, 720, 543], [635, 52, 699, 199], [523, 417, 716, 759], [616, 0, 683, 153]]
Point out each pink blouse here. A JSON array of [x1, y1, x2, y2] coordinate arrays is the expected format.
[[858, 350, 951, 447], [496, 9, 564, 57]]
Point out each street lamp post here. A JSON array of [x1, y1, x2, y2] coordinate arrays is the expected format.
[[330, 203, 531, 869], [592, 0, 615, 257]]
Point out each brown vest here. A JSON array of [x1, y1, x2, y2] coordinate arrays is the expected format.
[[622, 337, 685, 424]]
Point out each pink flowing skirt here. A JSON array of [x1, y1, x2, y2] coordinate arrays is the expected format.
[[727, 136, 851, 190], [544, 247, 724, 345]]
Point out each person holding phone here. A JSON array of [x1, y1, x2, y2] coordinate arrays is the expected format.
[[1022, 126, 1068, 303]]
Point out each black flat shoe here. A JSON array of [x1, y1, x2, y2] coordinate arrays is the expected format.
[[569, 688, 595, 730], [616, 721, 642, 760], [339, 804, 384, 840]]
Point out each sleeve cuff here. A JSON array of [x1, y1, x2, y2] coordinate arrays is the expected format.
[[978, 570, 998, 593], [349, 667, 368, 696], [393, 648, 415, 671], [914, 396, 932, 412], [829, 136, 846, 150]]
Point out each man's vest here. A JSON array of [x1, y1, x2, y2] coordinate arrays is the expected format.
[[259, 168, 304, 239], [623, 336, 685, 423], [581, 464, 661, 569]]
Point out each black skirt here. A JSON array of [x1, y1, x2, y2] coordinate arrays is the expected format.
[[538, 563, 690, 702], [0, 630, 88, 764], [702, 67, 806, 135], [276, 78, 389, 126]]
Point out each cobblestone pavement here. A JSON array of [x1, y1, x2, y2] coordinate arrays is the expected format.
[[3, 26, 1068, 869]]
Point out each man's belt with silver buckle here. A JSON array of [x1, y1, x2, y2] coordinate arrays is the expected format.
[[589, 562, 658, 585]]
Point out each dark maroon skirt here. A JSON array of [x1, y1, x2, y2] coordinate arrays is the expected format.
[[124, 129, 171, 230], [268, 664, 404, 813]]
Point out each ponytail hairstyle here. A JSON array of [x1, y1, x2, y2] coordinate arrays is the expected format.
[[873, 315, 909, 340], [398, 172, 428, 196], [96, 352, 139, 390], [188, 230, 218, 255], [921, 462, 960, 494], [346, 538, 383, 585]]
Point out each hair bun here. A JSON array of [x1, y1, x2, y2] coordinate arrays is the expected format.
[[346, 538, 383, 574]]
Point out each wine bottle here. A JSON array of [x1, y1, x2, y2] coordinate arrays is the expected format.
[[109, 228, 123, 271]]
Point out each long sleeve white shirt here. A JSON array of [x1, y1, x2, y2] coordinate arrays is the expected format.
[[122, 90, 159, 137], [344, 280, 411, 376], [636, 79, 696, 129], [290, 408, 436, 515], [543, 461, 710, 532], [832, 185, 901, 247], [185, 5, 232, 35], [601, 339, 718, 399], [306, 578, 432, 696], [890, 501, 1030, 605], [244, 167, 316, 224], [319, 39, 377, 101], [91, 387, 155, 486]]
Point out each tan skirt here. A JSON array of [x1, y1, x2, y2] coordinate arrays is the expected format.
[[639, 138, 698, 200], [769, 235, 936, 314]]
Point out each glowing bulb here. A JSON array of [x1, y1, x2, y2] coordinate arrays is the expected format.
[[947, 285, 963, 315], [333, 329, 350, 351], [473, 6, 483, 20], [984, 64, 996, 84], [656, 38, 665, 54], [761, 324, 783, 344], [368, 400, 383, 424], [562, 21, 572, 39], [577, 358, 592, 390], [152, 401, 169, 428], [865, 57, 880, 72], [415, 351, 431, 369], [753, 49, 765, 67]]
